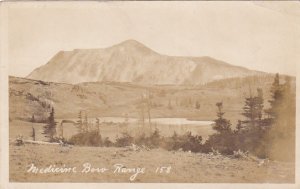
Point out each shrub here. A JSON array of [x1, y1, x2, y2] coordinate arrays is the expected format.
[[103, 137, 113, 147], [180, 132, 203, 152], [115, 132, 134, 147], [163, 131, 203, 152], [161, 132, 181, 151], [68, 131, 102, 146], [147, 129, 161, 148], [234, 128, 268, 158], [68, 129, 205, 154], [204, 132, 237, 155], [132, 129, 162, 149]]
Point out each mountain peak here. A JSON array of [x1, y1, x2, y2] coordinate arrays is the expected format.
[[27, 40, 261, 85], [119, 39, 144, 46], [108, 39, 155, 55]]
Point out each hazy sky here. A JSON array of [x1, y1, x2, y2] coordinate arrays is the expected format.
[[6, 1, 300, 77]]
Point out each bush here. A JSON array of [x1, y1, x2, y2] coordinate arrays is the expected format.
[[68, 131, 102, 146], [146, 129, 161, 148], [180, 132, 203, 152], [103, 137, 113, 147], [68, 129, 205, 154], [115, 132, 134, 147], [234, 128, 269, 158], [163, 131, 203, 152], [202, 127, 271, 158], [121, 129, 163, 149], [204, 132, 237, 155]]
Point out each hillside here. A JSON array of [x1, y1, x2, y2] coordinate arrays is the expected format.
[[27, 40, 262, 85], [10, 74, 293, 126]]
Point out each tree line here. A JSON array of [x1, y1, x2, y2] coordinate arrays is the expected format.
[[204, 73, 295, 161]]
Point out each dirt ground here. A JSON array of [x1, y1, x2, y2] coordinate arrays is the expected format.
[[9, 143, 295, 183]]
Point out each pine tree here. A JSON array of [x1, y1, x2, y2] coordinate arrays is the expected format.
[[267, 75, 296, 161], [43, 107, 56, 141], [241, 88, 264, 130], [213, 102, 232, 133], [280, 76, 295, 139], [205, 102, 234, 154], [265, 73, 282, 120]]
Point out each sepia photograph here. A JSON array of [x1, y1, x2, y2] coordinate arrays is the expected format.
[[0, 1, 299, 187]]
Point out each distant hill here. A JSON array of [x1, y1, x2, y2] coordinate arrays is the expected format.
[[27, 40, 263, 85], [11, 74, 295, 124]]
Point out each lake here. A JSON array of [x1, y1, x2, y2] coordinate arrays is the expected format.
[[92, 117, 213, 126], [56, 117, 215, 140]]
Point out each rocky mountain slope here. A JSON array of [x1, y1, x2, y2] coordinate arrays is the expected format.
[[27, 40, 262, 85]]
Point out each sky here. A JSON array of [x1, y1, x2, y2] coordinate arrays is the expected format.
[[5, 1, 300, 77]]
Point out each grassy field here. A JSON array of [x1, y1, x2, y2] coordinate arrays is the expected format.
[[9, 143, 295, 183]]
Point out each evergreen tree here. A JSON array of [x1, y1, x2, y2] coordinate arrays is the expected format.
[[267, 75, 296, 161], [235, 120, 243, 133], [241, 88, 264, 130], [265, 73, 283, 121], [213, 102, 232, 133], [235, 88, 267, 157], [204, 102, 235, 155], [43, 107, 56, 141], [256, 88, 264, 121]]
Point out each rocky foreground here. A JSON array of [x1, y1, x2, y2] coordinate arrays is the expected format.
[[10, 143, 294, 183]]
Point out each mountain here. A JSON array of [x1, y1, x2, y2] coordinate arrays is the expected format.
[[27, 40, 262, 85]]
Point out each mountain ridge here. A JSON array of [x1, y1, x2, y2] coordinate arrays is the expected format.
[[27, 40, 263, 85]]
